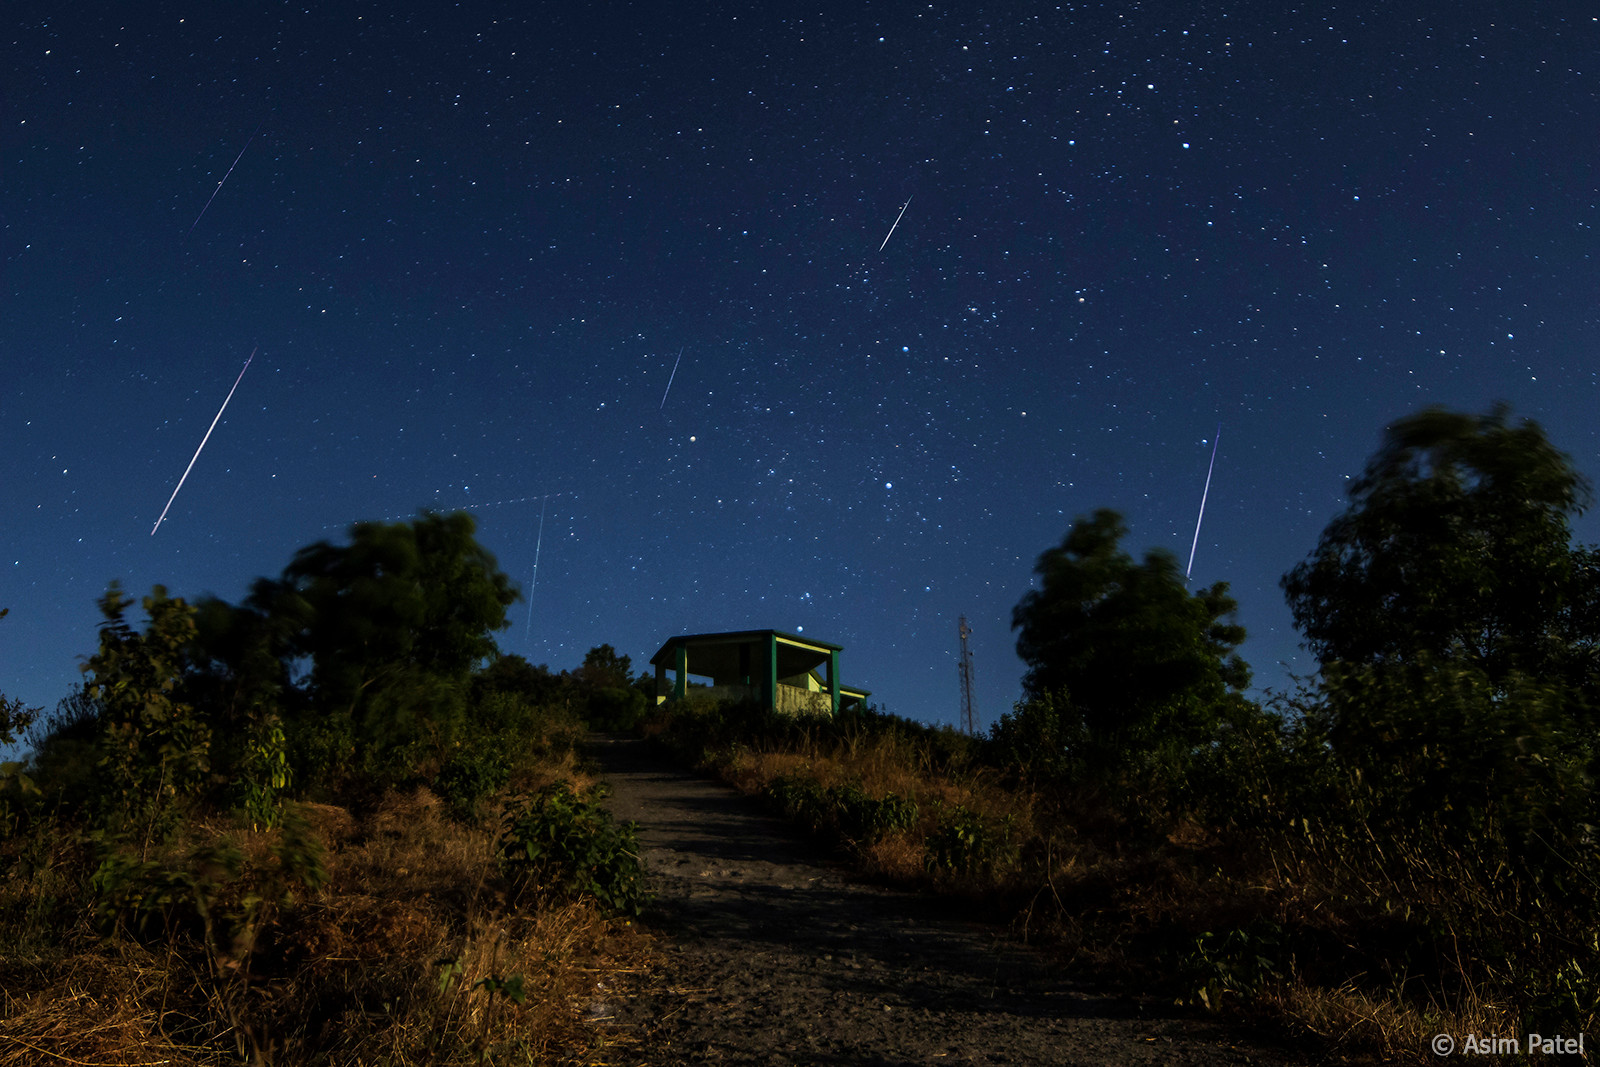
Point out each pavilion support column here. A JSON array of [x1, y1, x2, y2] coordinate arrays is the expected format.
[[675, 643, 688, 701], [655, 659, 666, 705], [828, 650, 840, 716], [767, 633, 778, 711]]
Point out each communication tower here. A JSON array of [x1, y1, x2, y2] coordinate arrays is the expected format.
[[957, 616, 977, 735]]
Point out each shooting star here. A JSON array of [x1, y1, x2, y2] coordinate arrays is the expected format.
[[524, 495, 549, 644], [659, 346, 685, 410], [1186, 424, 1222, 580], [151, 348, 256, 536], [184, 123, 261, 241], [877, 195, 912, 252]]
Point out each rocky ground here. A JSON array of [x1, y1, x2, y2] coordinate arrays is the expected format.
[[587, 736, 1296, 1066]]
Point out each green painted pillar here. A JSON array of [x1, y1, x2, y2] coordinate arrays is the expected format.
[[655, 659, 666, 705], [675, 642, 688, 701], [767, 633, 778, 710], [828, 649, 840, 716]]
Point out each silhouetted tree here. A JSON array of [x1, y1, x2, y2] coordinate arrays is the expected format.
[[1282, 404, 1593, 688], [253, 511, 518, 748], [1011, 508, 1251, 756]]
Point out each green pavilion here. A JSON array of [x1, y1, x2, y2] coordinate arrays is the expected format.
[[648, 629, 871, 716]]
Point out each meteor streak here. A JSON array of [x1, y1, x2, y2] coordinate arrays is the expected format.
[[659, 346, 685, 409], [151, 348, 256, 536], [1186, 424, 1221, 580], [184, 123, 261, 240], [878, 195, 912, 252], [524, 495, 548, 644]]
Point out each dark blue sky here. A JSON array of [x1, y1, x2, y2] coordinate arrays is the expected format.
[[6, 3, 1600, 729]]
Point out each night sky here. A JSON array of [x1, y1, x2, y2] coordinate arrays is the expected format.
[[7, 4, 1600, 732]]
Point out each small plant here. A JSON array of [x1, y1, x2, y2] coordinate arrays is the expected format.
[[1178, 922, 1286, 1010], [497, 785, 646, 916], [924, 803, 1018, 876], [475, 972, 529, 1004], [237, 715, 292, 830]]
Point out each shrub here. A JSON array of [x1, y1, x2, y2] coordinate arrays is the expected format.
[[924, 803, 1018, 877], [496, 786, 646, 916], [435, 746, 512, 820]]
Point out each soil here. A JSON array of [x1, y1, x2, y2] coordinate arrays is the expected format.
[[587, 736, 1295, 1066]]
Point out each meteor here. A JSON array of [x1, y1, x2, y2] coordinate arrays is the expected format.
[[878, 195, 912, 252], [184, 123, 261, 241], [524, 495, 548, 643], [659, 346, 685, 410], [1186, 424, 1221, 580], [151, 348, 256, 535]]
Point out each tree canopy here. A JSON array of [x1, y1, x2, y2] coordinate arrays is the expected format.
[[1011, 508, 1250, 753], [1281, 405, 1593, 686], [249, 511, 518, 734]]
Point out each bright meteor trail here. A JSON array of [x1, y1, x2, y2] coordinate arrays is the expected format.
[[1186, 424, 1221, 580], [151, 348, 256, 536], [878, 195, 912, 252]]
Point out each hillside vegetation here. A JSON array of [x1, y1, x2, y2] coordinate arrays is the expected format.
[[647, 406, 1600, 1062], [2, 403, 1596, 1063], [0, 516, 649, 1065]]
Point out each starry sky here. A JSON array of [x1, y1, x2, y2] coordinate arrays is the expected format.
[[7, 3, 1600, 732]]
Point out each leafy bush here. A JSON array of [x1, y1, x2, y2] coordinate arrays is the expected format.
[[235, 715, 292, 830], [496, 786, 646, 916], [924, 803, 1017, 876], [1177, 921, 1286, 1010], [435, 746, 511, 820], [762, 774, 919, 851], [85, 584, 212, 841], [832, 782, 918, 844]]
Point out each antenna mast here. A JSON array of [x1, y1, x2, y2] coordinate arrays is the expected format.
[[958, 616, 977, 735]]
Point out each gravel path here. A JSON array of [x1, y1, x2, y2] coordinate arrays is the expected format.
[[589, 736, 1290, 1066]]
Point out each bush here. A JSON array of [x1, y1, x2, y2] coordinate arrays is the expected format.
[[584, 686, 648, 732], [763, 774, 918, 851], [496, 786, 646, 916], [435, 747, 511, 820], [924, 803, 1018, 877]]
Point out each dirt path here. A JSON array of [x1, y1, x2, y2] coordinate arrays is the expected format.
[[588, 736, 1289, 1066]]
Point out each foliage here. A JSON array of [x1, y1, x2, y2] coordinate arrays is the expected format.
[[984, 692, 1082, 785], [254, 511, 518, 756], [1282, 405, 1594, 687], [1011, 509, 1251, 761], [235, 715, 292, 830], [84, 583, 211, 844], [17, 685, 102, 816], [0, 615, 42, 829], [762, 773, 918, 850], [574, 643, 636, 690], [1178, 922, 1286, 1010], [435, 746, 511, 820], [472, 653, 565, 708], [497, 785, 646, 916], [923, 802, 1018, 876], [585, 685, 649, 731], [1276, 406, 1600, 1031], [0, 691, 39, 756]]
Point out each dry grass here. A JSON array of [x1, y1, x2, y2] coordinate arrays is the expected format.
[[0, 784, 650, 1066], [684, 718, 1559, 1064]]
